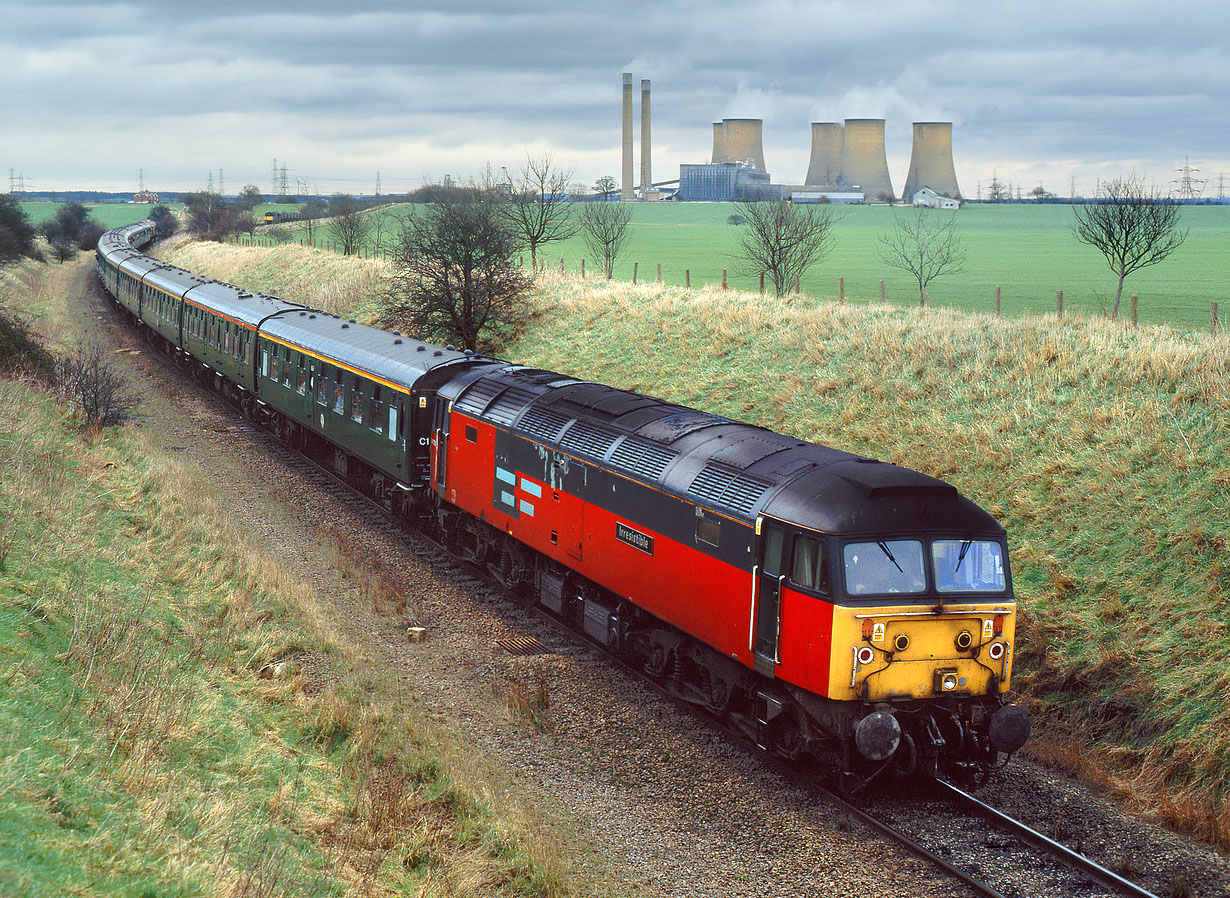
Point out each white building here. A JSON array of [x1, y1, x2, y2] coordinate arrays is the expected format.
[[911, 186, 960, 209]]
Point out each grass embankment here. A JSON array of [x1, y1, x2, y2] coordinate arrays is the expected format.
[[0, 261, 595, 897], [156, 237, 1230, 847]]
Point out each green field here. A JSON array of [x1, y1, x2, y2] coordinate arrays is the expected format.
[[18, 201, 176, 231], [256, 201, 1229, 332]]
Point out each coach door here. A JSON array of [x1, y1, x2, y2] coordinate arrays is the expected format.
[[752, 518, 787, 674], [431, 397, 450, 492]]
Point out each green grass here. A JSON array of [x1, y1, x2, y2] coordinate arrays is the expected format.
[[19, 201, 179, 232], [255, 201, 1229, 332]]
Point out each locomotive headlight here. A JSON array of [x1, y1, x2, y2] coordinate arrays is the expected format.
[[934, 669, 959, 693], [955, 630, 973, 650], [987, 641, 1006, 661], [893, 633, 910, 652]]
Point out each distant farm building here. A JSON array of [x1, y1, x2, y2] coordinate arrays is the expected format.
[[912, 187, 960, 209], [133, 191, 160, 204], [791, 191, 865, 205]]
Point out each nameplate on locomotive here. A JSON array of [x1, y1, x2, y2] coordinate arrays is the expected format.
[[616, 522, 653, 555]]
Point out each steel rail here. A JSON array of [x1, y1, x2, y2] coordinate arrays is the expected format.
[[936, 779, 1162, 898]]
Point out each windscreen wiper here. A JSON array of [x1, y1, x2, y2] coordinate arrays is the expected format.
[[954, 539, 972, 574], [876, 541, 904, 573]]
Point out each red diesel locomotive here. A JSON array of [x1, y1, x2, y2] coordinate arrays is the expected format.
[[96, 220, 1030, 788]]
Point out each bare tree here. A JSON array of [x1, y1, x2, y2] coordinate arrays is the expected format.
[[877, 207, 966, 306], [377, 176, 533, 351], [1072, 174, 1188, 318], [593, 175, 617, 199], [330, 194, 372, 255], [55, 341, 140, 433], [503, 154, 579, 270], [577, 202, 632, 279], [235, 184, 265, 211], [731, 200, 839, 298]]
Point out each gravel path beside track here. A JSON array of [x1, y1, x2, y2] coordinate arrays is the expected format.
[[66, 258, 1230, 898]]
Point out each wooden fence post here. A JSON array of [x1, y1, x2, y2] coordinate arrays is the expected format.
[[795, 273, 800, 295], [686, 268, 690, 288], [995, 285, 1001, 317], [559, 257, 564, 274], [839, 276, 845, 303], [722, 269, 727, 290], [1214, 302, 1220, 336], [879, 279, 885, 303], [657, 263, 662, 284], [633, 261, 638, 285], [581, 259, 585, 278], [1057, 290, 1063, 319], [759, 272, 765, 295], [1131, 294, 1138, 326]]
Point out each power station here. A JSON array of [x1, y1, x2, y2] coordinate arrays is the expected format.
[[618, 72, 962, 203]]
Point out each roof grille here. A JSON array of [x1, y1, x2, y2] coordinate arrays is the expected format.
[[485, 386, 537, 426], [609, 438, 675, 482], [519, 406, 569, 443], [559, 422, 617, 459], [688, 464, 772, 516], [454, 379, 504, 416]]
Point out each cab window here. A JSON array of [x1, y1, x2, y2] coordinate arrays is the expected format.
[[843, 540, 926, 596], [762, 524, 785, 577], [791, 536, 829, 594]]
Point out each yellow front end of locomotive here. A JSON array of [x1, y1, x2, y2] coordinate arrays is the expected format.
[[826, 603, 1018, 702]]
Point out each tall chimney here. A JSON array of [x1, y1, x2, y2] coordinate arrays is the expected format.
[[902, 122, 961, 200], [640, 79, 652, 198], [838, 118, 894, 201], [711, 122, 726, 164], [621, 73, 634, 201]]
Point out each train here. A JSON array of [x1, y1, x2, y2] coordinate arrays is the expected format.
[[96, 219, 1030, 790]]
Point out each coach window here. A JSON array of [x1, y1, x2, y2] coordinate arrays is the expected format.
[[697, 517, 720, 547], [317, 365, 330, 405], [261, 346, 270, 378], [296, 358, 307, 394], [270, 347, 281, 383], [369, 385, 383, 433], [283, 352, 294, 387], [333, 378, 346, 415], [350, 375, 364, 423], [387, 402, 399, 442], [790, 535, 830, 594]]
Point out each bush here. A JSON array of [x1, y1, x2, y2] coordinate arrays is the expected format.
[[0, 309, 56, 380], [55, 342, 139, 432], [0, 196, 38, 263]]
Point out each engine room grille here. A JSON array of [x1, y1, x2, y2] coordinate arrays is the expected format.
[[454, 379, 504, 416], [519, 406, 569, 443], [688, 464, 772, 517], [559, 421, 617, 459], [484, 386, 537, 426], [609, 438, 675, 482]]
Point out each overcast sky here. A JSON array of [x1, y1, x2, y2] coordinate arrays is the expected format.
[[3, 0, 1227, 198]]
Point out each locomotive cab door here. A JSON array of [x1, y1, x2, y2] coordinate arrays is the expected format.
[[752, 517, 788, 675]]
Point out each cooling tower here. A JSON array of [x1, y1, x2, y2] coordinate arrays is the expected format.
[[902, 122, 961, 200], [711, 123, 726, 164], [804, 122, 844, 188], [621, 73, 634, 201], [640, 79, 652, 196], [716, 118, 766, 172], [838, 118, 894, 201]]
